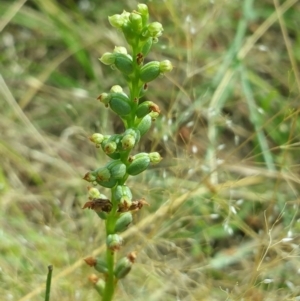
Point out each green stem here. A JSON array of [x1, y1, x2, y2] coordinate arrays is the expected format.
[[45, 265, 53, 301], [102, 188, 119, 301]]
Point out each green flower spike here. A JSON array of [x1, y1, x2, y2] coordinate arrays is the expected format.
[[83, 4, 172, 300]]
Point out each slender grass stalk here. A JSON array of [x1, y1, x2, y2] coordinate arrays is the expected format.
[[82, 4, 172, 300], [45, 265, 53, 301]]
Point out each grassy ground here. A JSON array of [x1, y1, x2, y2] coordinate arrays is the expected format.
[[1, 0, 300, 300]]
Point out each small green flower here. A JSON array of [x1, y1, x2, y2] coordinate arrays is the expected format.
[[114, 257, 132, 279], [89, 133, 105, 147], [159, 59, 173, 73], [107, 234, 123, 251], [108, 13, 126, 29], [99, 52, 115, 65], [149, 152, 162, 164], [88, 187, 101, 199], [147, 22, 163, 38], [129, 12, 143, 34]]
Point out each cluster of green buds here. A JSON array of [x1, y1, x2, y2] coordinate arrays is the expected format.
[[82, 4, 172, 300]]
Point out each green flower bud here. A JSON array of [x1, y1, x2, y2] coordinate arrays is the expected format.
[[136, 101, 160, 118], [121, 133, 136, 150], [94, 278, 105, 296], [83, 170, 97, 183], [98, 92, 110, 106], [99, 52, 115, 65], [101, 134, 122, 155], [141, 38, 153, 56], [113, 46, 128, 55], [102, 140, 117, 155], [89, 275, 105, 296], [85, 257, 108, 274], [129, 12, 143, 34], [95, 258, 108, 274], [136, 114, 152, 136], [88, 187, 101, 199], [121, 129, 139, 150], [159, 60, 173, 73], [106, 160, 127, 179], [95, 167, 111, 182], [114, 257, 132, 279], [110, 85, 124, 93], [147, 22, 163, 38], [115, 212, 133, 232], [114, 53, 133, 75], [90, 133, 105, 147], [127, 153, 151, 176], [137, 3, 149, 25], [149, 152, 162, 164], [139, 61, 160, 83], [113, 185, 132, 204], [108, 14, 125, 29], [149, 111, 160, 120], [109, 92, 132, 116], [107, 234, 123, 251]]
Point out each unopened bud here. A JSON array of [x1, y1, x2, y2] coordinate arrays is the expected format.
[[115, 212, 133, 232], [109, 92, 132, 116], [129, 12, 143, 34], [99, 52, 115, 65], [97, 93, 110, 106], [139, 61, 160, 83], [137, 4, 149, 22], [85, 257, 108, 274], [141, 38, 153, 56], [136, 114, 152, 136], [110, 85, 124, 93], [89, 275, 105, 297], [126, 153, 150, 176], [114, 53, 134, 75], [106, 160, 127, 179], [114, 257, 132, 279], [159, 60, 173, 73], [96, 167, 111, 182], [121, 129, 139, 150], [113, 185, 132, 204], [102, 140, 117, 154], [106, 234, 123, 251], [108, 14, 125, 29], [149, 152, 162, 164], [90, 133, 105, 146], [136, 101, 160, 118], [83, 170, 97, 183], [88, 187, 101, 199], [147, 22, 163, 38]]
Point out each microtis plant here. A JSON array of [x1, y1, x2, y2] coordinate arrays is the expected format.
[[82, 4, 172, 300]]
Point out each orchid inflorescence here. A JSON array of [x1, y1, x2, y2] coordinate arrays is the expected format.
[[82, 4, 172, 300]]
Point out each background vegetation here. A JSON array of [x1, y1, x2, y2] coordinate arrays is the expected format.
[[1, 0, 300, 300]]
